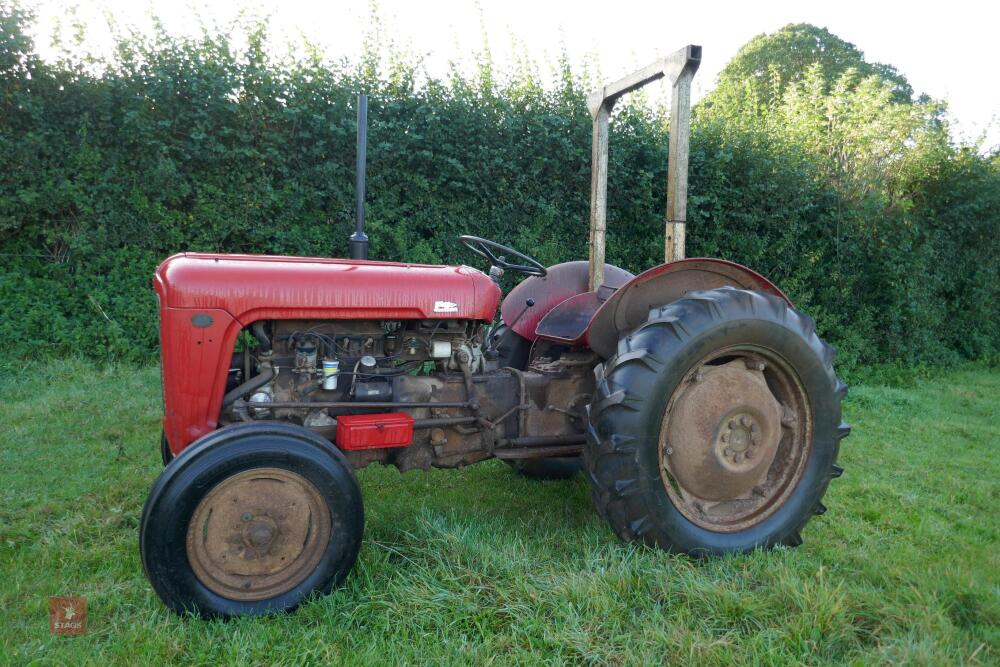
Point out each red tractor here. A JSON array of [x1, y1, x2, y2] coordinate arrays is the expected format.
[[140, 47, 848, 617]]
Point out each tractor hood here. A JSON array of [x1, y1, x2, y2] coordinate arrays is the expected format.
[[154, 253, 501, 323]]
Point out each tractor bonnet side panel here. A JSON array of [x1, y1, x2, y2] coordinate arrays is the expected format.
[[155, 253, 501, 321]]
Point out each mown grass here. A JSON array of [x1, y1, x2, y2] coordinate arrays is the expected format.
[[0, 360, 997, 665]]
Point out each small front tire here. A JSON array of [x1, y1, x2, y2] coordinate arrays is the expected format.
[[140, 422, 363, 617]]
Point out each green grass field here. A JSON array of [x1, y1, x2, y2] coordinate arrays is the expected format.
[[0, 361, 997, 665]]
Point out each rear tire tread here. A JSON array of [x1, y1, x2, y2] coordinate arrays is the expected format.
[[585, 287, 848, 554]]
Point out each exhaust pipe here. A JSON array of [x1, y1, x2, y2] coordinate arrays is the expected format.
[[349, 93, 369, 260]]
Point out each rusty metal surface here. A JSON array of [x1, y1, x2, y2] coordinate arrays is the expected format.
[[493, 442, 584, 459], [241, 400, 475, 410], [587, 45, 701, 290], [185, 467, 331, 601], [585, 258, 793, 359], [501, 261, 633, 342], [663, 360, 782, 502], [533, 291, 602, 344], [658, 347, 813, 532], [219, 313, 596, 472]]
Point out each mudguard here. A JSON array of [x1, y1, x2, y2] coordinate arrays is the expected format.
[[583, 258, 791, 358]]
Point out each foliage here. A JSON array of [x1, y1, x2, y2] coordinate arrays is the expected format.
[[706, 23, 913, 115], [0, 8, 998, 374]]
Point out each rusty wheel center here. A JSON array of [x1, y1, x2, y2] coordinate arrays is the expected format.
[[186, 467, 331, 601], [659, 350, 812, 532], [243, 516, 278, 550]]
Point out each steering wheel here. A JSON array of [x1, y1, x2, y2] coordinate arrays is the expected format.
[[458, 235, 547, 277]]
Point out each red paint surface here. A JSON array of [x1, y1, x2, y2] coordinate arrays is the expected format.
[[582, 258, 793, 355], [501, 261, 634, 342], [156, 253, 500, 321], [597, 257, 791, 306], [155, 253, 500, 454], [335, 413, 415, 450]]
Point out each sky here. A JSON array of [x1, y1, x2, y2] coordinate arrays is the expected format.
[[25, 0, 1000, 150]]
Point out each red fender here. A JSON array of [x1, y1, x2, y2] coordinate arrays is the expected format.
[[583, 258, 791, 358], [501, 261, 634, 341]]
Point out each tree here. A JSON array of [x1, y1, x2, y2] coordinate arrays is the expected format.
[[705, 23, 913, 118]]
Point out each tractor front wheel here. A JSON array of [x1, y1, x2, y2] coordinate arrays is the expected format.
[[585, 287, 849, 555], [140, 422, 363, 617]]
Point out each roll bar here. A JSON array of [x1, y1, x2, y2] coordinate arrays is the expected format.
[[587, 45, 701, 290]]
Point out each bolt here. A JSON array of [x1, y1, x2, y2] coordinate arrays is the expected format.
[[745, 449, 754, 459], [242, 512, 253, 522], [692, 370, 704, 382], [781, 415, 797, 427], [746, 359, 766, 371], [665, 447, 673, 456]]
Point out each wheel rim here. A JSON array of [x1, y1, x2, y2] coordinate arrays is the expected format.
[[658, 346, 812, 533], [186, 467, 331, 601]]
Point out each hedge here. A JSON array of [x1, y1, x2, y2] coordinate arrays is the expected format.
[[1, 9, 997, 376]]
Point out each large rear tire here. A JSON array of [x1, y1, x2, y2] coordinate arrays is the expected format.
[[140, 422, 363, 617], [585, 287, 848, 555]]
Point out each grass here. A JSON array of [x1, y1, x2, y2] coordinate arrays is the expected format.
[[0, 360, 997, 665]]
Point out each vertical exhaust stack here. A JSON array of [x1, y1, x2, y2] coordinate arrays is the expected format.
[[349, 94, 369, 260]]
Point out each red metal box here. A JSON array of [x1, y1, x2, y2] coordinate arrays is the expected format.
[[335, 413, 414, 450]]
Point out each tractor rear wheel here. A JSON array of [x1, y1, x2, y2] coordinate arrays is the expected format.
[[140, 422, 363, 617], [585, 287, 848, 555]]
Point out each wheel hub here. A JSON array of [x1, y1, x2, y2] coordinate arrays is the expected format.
[[242, 515, 278, 552], [663, 359, 783, 502], [718, 413, 761, 465], [186, 467, 331, 601]]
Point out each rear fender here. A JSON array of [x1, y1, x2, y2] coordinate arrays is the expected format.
[[584, 258, 792, 358]]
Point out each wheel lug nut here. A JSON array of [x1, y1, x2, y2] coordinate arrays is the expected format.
[[745, 449, 753, 459], [728, 420, 737, 429], [721, 432, 730, 443], [733, 452, 743, 463], [724, 447, 733, 457], [740, 416, 750, 427]]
